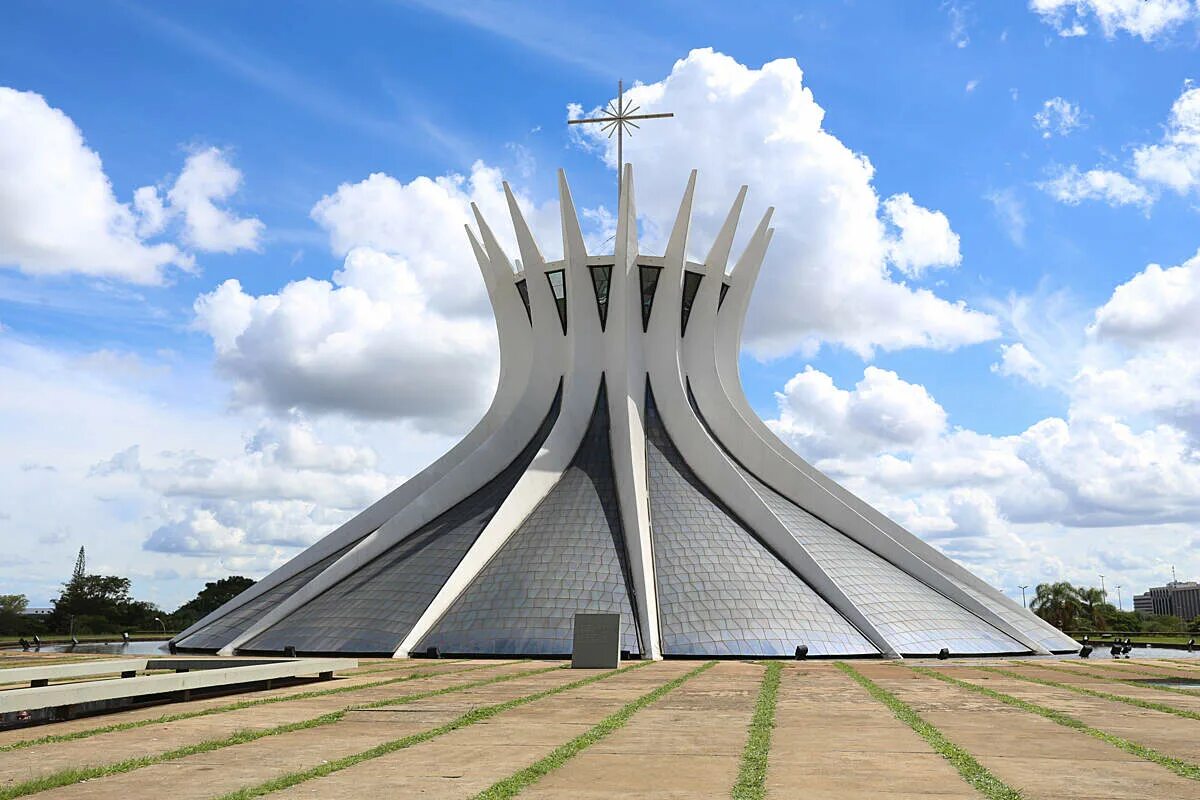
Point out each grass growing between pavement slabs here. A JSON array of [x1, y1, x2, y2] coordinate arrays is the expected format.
[[0, 662, 557, 800], [996, 663, 1200, 706], [347, 658, 468, 676], [214, 660, 660, 800], [730, 662, 782, 800], [0, 659, 524, 753], [912, 667, 1200, 783], [472, 661, 717, 800], [835, 663, 1024, 800]]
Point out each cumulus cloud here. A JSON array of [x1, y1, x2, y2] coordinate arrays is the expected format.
[[769, 366, 948, 460], [194, 248, 499, 430], [1030, 0, 1198, 41], [882, 193, 962, 277], [991, 342, 1051, 386], [570, 49, 998, 359], [1089, 250, 1200, 344], [138, 419, 393, 556], [0, 88, 262, 284], [166, 148, 264, 253], [0, 87, 188, 283], [766, 243, 1200, 589], [191, 160, 571, 429], [1131, 84, 1200, 195], [1044, 84, 1200, 209], [1040, 166, 1152, 208], [1034, 97, 1085, 138]]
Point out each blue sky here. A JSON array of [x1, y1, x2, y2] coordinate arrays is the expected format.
[[2, 0, 1199, 611]]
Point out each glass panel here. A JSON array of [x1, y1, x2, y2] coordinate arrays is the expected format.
[[590, 265, 612, 330], [417, 382, 641, 656], [545, 270, 567, 334], [241, 385, 564, 655], [681, 270, 703, 336], [514, 279, 531, 324], [639, 265, 662, 332]]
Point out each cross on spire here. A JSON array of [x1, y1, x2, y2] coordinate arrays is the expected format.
[[568, 80, 674, 204]]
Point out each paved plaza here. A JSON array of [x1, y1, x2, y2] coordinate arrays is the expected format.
[[3, 651, 1200, 798]]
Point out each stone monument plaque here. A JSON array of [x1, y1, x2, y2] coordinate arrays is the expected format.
[[572, 613, 620, 669]]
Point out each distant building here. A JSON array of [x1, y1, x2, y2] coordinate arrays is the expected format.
[[1134, 582, 1200, 620], [1133, 593, 1154, 616], [20, 607, 53, 617]]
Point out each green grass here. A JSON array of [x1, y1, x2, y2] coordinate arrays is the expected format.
[[912, 666, 1200, 782], [345, 658, 468, 676], [215, 661, 659, 800], [730, 661, 782, 800], [0, 659, 525, 753], [0, 662, 559, 799], [472, 661, 716, 800], [1007, 661, 1200, 699], [835, 662, 1023, 800], [974, 665, 1200, 721]]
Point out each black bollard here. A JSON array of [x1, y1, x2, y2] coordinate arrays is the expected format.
[[794, 645, 809, 660], [426, 646, 441, 659], [19, 637, 30, 651], [1079, 645, 1092, 659], [937, 648, 950, 660], [284, 645, 298, 658], [1189, 639, 1195, 653]]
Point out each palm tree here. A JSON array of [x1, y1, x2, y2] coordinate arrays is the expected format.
[[1078, 587, 1107, 630], [1032, 582, 1083, 631]]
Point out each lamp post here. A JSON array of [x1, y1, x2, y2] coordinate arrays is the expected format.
[[1099, 574, 1106, 600], [1116, 585, 1123, 611], [1019, 585, 1029, 609], [153, 617, 166, 635]]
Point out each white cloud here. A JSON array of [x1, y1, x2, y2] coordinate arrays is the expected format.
[[309, 161, 555, 319], [191, 159, 572, 429], [965, 79, 980, 93], [167, 148, 264, 253], [767, 244, 1200, 591], [571, 49, 998, 359], [1040, 166, 1153, 207], [1034, 97, 1085, 138], [194, 248, 499, 431], [991, 342, 1051, 386], [0, 333, 457, 609], [1045, 84, 1200, 209], [1131, 84, 1200, 194], [769, 366, 948, 460], [0, 87, 188, 284], [883, 193, 962, 277], [1030, 0, 1198, 41], [1089, 250, 1200, 344]]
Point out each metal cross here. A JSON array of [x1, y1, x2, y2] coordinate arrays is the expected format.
[[568, 80, 673, 204]]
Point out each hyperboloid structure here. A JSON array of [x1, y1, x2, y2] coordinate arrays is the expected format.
[[173, 167, 1078, 659]]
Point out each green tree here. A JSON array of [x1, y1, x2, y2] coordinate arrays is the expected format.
[[51, 574, 160, 634], [1031, 582, 1084, 630], [169, 576, 255, 630], [1140, 614, 1183, 634], [1078, 587, 1108, 630], [0, 594, 29, 635], [1104, 608, 1143, 633]]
